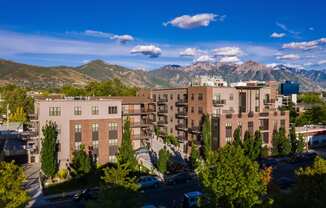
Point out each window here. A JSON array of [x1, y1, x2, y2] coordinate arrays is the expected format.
[[225, 123, 232, 138], [75, 142, 81, 150], [191, 107, 194, 113], [198, 93, 203, 100], [153, 94, 156, 102], [92, 140, 99, 156], [191, 94, 194, 100], [91, 106, 99, 115], [74, 124, 82, 142], [260, 119, 269, 130], [92, 123, 99, 141], [108, 122, 118, 130], [229, 93, 234, 101], [109, 139, 118, 145], [74, 106, 82, 115], [109, 155, 117, 162], [263, 132, 269, 144], [170, 105, 173, 110], [198, 107, 203, 114], [49, 107, 61, 116], [170, 94, 173, 100], [214, 93, 221, 101], [108, 106, 118, 114]]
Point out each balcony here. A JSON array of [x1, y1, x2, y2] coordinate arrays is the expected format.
[[130, 121, 152, 128], [188, 126, 201, 134], [177, 134, 187, 141], [213, 99, 226, 107], [176, 111, 187, 118], [157, 108, 168, 114], [260, 112, 269, 117], [176, 99, 188, 106], [176, 123, 187, 131], [132, 133, 151, 140], [123, 108, 156, 116], [157, 97, 168, 105], [263, 99, 275, 105], [157, 120, 168, 126]]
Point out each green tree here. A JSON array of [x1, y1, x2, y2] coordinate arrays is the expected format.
[[190, 143, 200, 168], [242, 131, 256, 160], [297, 133, 305, 153], [197, 144, 267, 208], [233, 127, 242, 147], [0, 162, 30, 208], [8, 106, 27, 123], [118, 118, 137, 170], [278, 128, 291, 156], [290, 126, 297, 154], [253, 130, 263, 160], [41, 121, 58, 178], [157, 147, 170, 174], [165, 134, 179, 147], [272, 130, 280, 156], [71, 144, 92, 176], [88, 162, 141, 208], [261, 146, 269, 158], [202, 114, 212, 159]]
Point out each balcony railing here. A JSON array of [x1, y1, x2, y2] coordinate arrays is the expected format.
[[176, 111, 187, 118], [213, 99, 226, 107], [157, 108, 168, 114], [157, 120, 168, 126], [176, 123, 187, 131], [157, 97, 168, 104], [176, 99, 188, 106], [188, 126, 201, 134]]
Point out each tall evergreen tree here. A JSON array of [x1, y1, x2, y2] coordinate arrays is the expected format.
[[233, 127, 242, 147], [157, 147, 170, 174], [272, 130, 280, 156], [41, 121, 58, 178], [290, 126, 298, 154], [190, 142, 200, 168], [253, 130, 263, 160], [118, 118, 137, 170], [297, 133, 305, 153], [278, 128, 291, 156], [202, 114, 212, 159], [71, 144, 92, 176]]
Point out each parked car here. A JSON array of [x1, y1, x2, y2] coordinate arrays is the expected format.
[[182, 191, 208, 208], [73, 188, 97, 202], [138, 176, 160, 189], [166, 172, 193, 185]]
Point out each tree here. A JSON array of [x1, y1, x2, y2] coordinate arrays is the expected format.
[[297, 133, 305, 153], [0, 161, 29, 208], [242, 131, 255, 160], [8, 107, 27, 123], [275, 157, 326, 207], [290, 126, 297, 154], [253, 130, 263, 159], [261, 146, 269, 158], [157, 147, 170, 174], [165, 134, 179, 147], [88, 162, 141, 208], [233, 127, 242, 147], [272, 128, 291, 157], [41, 121, 58, 178], [197, 144, 267, 208], [202, 114, 212, 159], [190, 142, 200, 168], [118, 118, 137, 170], [71, 144, 92, 176], [278, 128, 291, 156]]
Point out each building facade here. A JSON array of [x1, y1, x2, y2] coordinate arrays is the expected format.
[[35, 97, 123, 167], [138, 81, 290, 154]]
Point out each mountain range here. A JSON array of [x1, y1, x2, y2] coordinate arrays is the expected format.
[[0, 59, 325, 91]]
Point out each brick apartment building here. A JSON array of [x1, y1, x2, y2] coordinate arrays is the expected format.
[[35, 96, 156, 167], [138, 80, 289, 154]]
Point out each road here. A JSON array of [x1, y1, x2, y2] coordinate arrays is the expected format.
[[33, 180, 201, 208]]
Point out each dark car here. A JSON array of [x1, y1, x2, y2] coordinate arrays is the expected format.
[[182, 191, 208, 208], [138, 176, 160, 189], [73, 188, 97, 202], [166, 172, 193, 185]]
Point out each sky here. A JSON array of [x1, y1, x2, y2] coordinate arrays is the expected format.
[[0, 0, 325, 70]]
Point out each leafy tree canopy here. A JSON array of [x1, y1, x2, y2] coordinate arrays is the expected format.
[[41, 121, 58, 177]]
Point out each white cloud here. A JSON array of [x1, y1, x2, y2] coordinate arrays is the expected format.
[[282, 38, 326, 50], [213, 47, 243, 57], [270, 32, 286, 38], [84, 30, 112, 38], [194, 55, 214, 62], [164, 13, 222, 29], [309, 27, 315, 31], [130, 44, 162, 58], [219, 56, 241, 63], [318, 60, 326, 65], [276, 54, 300, 61], [276, 22, 300, 38], [111, 34, 134, 43], [179, 48, 206, 57]]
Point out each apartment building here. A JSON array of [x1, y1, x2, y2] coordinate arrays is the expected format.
[[138, 80, 289, 154], [35, 97, 123, 167]]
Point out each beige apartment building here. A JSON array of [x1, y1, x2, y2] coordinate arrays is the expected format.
[[35, 97, 123, 167], [138, 81, 289, 154]]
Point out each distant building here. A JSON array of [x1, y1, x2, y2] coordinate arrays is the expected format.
[[280, 81, 299, 96], [191, 75, 227, 87], [296, 125, 326, 149]]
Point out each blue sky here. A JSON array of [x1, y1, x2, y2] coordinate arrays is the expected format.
[[0, 0, 325, 69]]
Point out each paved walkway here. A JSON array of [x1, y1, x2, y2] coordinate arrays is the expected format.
[[23, 163, 48, 207]]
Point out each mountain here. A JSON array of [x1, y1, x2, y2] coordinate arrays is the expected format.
[[149, 61, 325, 91], [0, 59, 325, 91], [77, 60, 170, 88], [0, 59, 95, 89]]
